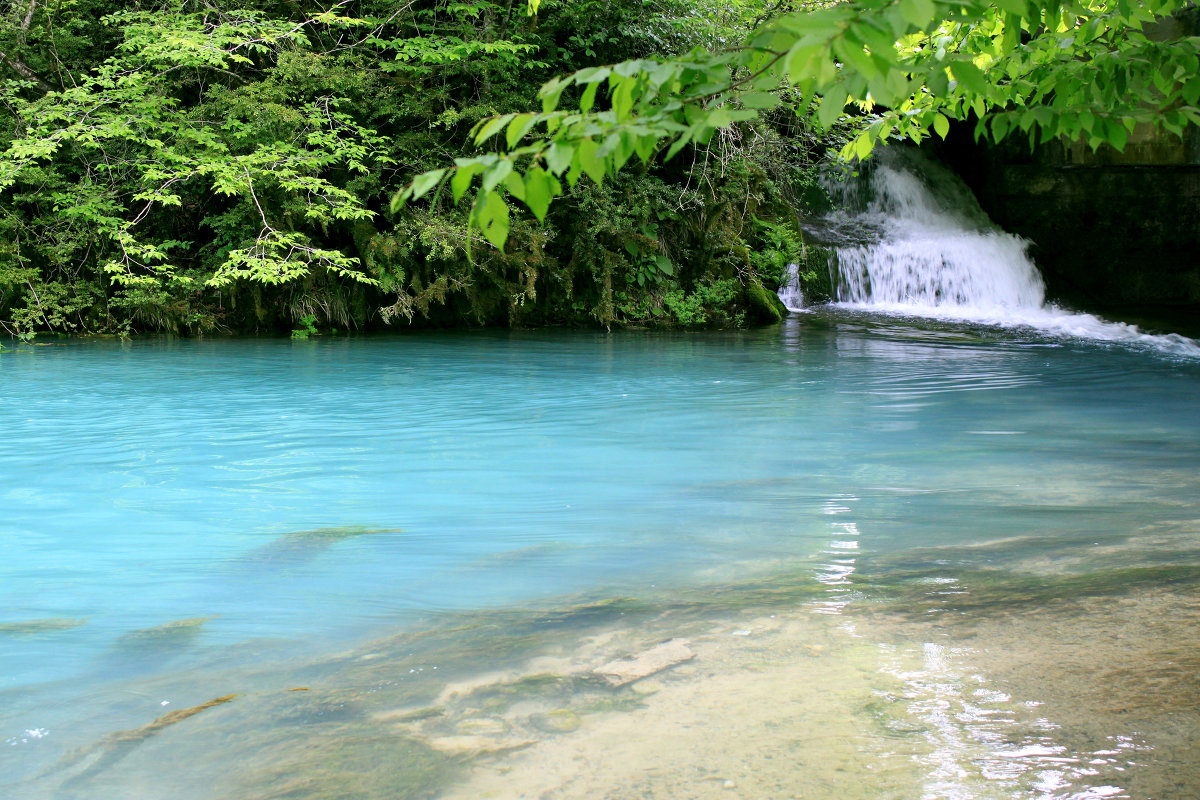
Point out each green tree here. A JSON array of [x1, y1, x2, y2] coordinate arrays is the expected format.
[[4, 0, 795, 334], [399, 0, 1200, 247]]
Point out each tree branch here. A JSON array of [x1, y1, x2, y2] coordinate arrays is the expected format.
[[17, 0, 36, 44], [0, 47, 52, 92]]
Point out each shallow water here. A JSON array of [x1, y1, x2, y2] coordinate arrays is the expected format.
[[2, 316, 1198, 799]]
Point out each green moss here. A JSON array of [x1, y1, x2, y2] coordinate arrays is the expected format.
[[575, 694, 646, 715], [744, 279, 787, 324], [797, 242, 834, 302], [241, 734, 457, 800], [389, 706, 446, 723]]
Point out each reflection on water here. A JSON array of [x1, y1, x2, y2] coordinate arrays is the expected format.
[[878, 640, 1142, 800], [1, 312, 1198, 798]]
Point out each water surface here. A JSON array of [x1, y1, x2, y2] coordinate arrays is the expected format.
[[1, 317, 1197, 799]]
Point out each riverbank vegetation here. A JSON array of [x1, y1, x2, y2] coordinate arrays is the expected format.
[[0, 0, 833, 336], [2, 0, 1196, 336]]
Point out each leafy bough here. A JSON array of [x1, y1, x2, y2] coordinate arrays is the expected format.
[[395, 0, 1200, 248]]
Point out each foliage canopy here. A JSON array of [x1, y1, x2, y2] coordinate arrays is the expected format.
[[399, 0, 1200, 249]]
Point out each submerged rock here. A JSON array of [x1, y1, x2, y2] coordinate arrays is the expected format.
[[0, 617, 87, 635], [52, 694, 238, 790], [373, 706, 446, 724], [456, 717, 509, 736], [237, 526, 394, 564], [593, 638, 694, 686], [427, 735, 537, 756], [114, 616, 215, 649], [532, 709, 581, 733]]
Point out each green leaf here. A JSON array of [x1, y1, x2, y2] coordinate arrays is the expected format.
[[654, 255, 674, 276], [634, 134, 658, 163], [473, 191, 510, 250], [664, 128, 694, 162], [739, 92, 780, 110], [481, 159, 513, 194], [933, 113, 950, 139], [706, 107, 734, 128], [611, 76, 636, 120], [833, 37, 878, 81], [951, 61, 988, 98], [523, 166, 554, 222], [580, 81, 600, 114], [898, 0, 937, 29], [409, 168, 446, 201], [991, 113, 1012, 141], [649, 62, 677, 89], [574, 66, 611, 85], [474, 114, 515, 146], [853, 132, 874, 160], [539, 77, 566, 113], [506, 114, 538, 148], [993, 0, 1028, 15], [451, 162, 484, 204], [1183, 77, 1200, 106], [1107, 118, 1128, 152], [854, 21, 898, 58], [576, 138, 606, 184], [502, 171, 525, 202], [545, 142, 575, 175], [818, 93, 847, 129]]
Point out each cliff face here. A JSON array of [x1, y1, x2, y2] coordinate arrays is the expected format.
[[934, 9, 1200, 314]]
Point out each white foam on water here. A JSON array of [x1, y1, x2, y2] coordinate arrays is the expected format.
[[818, 149, 1200, 357]]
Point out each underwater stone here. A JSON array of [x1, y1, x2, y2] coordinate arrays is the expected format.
[[427, 735, 536, 756], [593, 638, 694, 686], [373, 706, 445, 724], [534, 709, 581, 733], [52, 694, 238, 789], [0, 617, 87, 635], [456, 717, 508, 736], [115, 616, 214, 648]]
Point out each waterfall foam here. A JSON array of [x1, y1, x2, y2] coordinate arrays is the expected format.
[[808, 148, 1200, 357]]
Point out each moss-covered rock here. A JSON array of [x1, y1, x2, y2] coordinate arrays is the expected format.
[[743, 279, 788, 324]]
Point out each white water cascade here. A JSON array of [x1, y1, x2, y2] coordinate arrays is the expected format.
[[829, 150, 1046, 313], [777, 263, 805, 312], [802, 148, 1200, 356]]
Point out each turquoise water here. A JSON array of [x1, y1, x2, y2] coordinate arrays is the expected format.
[[2, 314, 1199, 798]]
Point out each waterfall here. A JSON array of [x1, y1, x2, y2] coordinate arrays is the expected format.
[[804, 148, 1200, 356], [777, 263, 804, 312], [828, 150, 1045, 312]]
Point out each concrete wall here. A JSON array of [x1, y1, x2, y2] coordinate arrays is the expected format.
[[934, 7, 1200, 311], [935, 123, 1200, 311]]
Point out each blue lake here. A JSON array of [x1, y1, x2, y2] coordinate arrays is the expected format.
[[2, 313, 1198, 799]]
